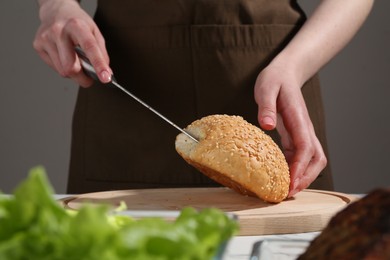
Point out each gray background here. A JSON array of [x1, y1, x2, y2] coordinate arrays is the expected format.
[[1, 1, 389, 194]]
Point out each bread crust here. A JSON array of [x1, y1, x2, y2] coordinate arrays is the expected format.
[[175, 114, 290, 203]]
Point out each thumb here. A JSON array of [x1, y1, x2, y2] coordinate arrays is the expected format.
[[258, 104, 277, 131], [254, 83, 279, 131]]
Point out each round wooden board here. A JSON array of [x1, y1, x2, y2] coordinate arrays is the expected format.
[[62, 188, 356, 236]]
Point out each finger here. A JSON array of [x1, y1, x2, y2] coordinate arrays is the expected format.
[[35, 21, 69, 77], [57, 36, 94, 87], [288, 133, 327, 197], [71, 67, 95, 87], [65, 20, 112, 83], [288, 161, 323, 198], [36, 49, 56, 71], [68, 55, 95, 87], [42, 43, 65, 77], [33, 34, 55, 70], [93, 26, 110, 66], [287, 146, 312, 197], [282, 118, 314, 197], [254, 78, 279, 130], [275, 115, 293, 153]]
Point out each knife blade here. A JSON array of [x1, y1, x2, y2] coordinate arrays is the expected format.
[[75, 46, 199, 143]]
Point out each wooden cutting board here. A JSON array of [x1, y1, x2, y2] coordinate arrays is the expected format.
[[62, 188, 356, 236]]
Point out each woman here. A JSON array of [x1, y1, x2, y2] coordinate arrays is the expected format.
[[34, 0, 373, 195]]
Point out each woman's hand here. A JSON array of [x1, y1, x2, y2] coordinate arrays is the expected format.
[[255, 0, 373, 196], [33, 0, 112, 87], [254, 58, 327, 198]]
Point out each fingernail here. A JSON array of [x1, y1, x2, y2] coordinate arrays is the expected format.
[[288, 190, 296, 198], [100, 70, 112, 83], [262, 116, 275, 128]]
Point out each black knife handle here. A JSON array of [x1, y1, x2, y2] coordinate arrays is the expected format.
[[74, 46, 101, 81]]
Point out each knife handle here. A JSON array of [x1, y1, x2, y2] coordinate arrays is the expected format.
[[75, 46, 117, 85], [74, 46, 100, 81]]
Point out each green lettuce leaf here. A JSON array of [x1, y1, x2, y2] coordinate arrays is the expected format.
[[0, 166, 238, 259]]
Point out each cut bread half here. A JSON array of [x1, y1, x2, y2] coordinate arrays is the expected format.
[[175, 114, 290, 203]]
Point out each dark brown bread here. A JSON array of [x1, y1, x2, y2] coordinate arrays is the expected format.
[[299, 188, 390, 260]]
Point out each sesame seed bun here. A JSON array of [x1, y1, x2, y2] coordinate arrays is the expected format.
[[175, 114, 290, 203]]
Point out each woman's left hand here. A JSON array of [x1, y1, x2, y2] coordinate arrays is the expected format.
[[254, 0, 374, 196], [254, 58, 327, 197]]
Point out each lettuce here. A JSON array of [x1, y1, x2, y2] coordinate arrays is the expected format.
[[0, 166, 238, 259]]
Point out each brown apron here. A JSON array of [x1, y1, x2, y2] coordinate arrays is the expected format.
[[68, 0, 333, 193]]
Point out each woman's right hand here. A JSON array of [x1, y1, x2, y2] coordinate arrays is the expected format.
[[33, 0, 112, 87]]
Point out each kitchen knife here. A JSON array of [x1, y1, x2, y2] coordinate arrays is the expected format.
[[75, 46, 199, 143]]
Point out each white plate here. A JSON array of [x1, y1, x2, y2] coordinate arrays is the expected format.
[[250, 239, 311, 260]]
